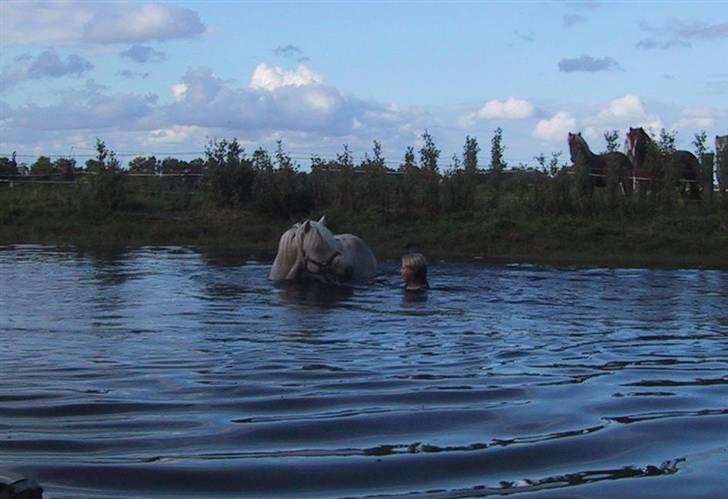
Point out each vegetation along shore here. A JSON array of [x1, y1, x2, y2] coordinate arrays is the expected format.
[[2, 131, 727, 269]]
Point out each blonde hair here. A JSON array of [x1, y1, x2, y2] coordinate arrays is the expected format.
[[401, 252, 428, 284]]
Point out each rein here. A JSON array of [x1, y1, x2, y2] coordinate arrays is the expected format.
[[302, 249, 341, 282]]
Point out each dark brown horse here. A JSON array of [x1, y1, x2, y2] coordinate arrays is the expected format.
[[716, 135, 727, 192], [625, 127, 701, 199], [568, 132, 632, 194]]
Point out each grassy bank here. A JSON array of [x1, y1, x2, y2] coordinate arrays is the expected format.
[[1, 189, 726, 269]]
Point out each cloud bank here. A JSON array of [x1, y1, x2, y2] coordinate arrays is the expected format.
[[120, 45, 167, 63], [2, 63, 427, 157], [0, 50, 93, 93], [3, 2, 205, 46]]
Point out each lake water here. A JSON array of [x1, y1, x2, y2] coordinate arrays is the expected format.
[[1, 245, 727, 499]]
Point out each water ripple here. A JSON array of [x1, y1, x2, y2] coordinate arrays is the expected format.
[[1, 246, 727, 498]]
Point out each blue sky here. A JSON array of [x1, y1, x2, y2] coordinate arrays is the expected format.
[[1, 0, 726, 169]]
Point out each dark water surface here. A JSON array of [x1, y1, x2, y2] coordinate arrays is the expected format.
[[1, 245, 727, 498]]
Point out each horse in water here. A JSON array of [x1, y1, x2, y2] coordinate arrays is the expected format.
[[269, 216, 378, 285], [567, 132, 633, 195], [625, 127, 701, 199]]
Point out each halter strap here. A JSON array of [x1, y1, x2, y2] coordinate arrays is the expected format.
[[303, 250, 340, 273]]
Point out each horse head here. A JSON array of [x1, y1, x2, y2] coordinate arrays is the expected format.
[[296, 216, 354, 285], [568, 132, 588, 165], [625, 127, 649, 168]]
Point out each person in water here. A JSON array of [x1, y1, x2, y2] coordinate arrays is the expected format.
[[400, 253, 429, 291]]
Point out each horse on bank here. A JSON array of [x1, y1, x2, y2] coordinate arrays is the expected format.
[[269, 216, 378, 285], [567, 132, 633, 195], [625, 127, 701, 199]]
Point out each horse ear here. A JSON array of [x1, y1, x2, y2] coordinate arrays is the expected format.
[[318, 215, 327, 226], [303, 220, 311, 233], [577, 132, 581, 137]]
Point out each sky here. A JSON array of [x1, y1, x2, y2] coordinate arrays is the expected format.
[[1, 0, 727, 170]]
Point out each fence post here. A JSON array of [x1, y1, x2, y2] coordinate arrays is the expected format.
[[702, 153, 714, 208]]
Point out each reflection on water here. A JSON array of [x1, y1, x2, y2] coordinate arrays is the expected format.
[[0, 244, 727, 499], [402, 288, 429, 305], [276, 281, 355, 308]]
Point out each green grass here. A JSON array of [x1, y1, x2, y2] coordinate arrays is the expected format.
[[1, 186, 726, 269]]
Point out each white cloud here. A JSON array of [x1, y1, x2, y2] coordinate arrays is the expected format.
[[673, 108, 718, 131], [172, 83, 189, 101], [250, 64, 323, 91], [597, 95, 645, 120], [588, 94, 663, 135], [477, 98, 535, 120], [673, 116, 715, 130], [146, 125, 204, 144], [2, 2, 204, 46], [533, 112, 576, 142], [460, 97, 535, 128]]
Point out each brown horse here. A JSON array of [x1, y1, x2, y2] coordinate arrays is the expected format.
[[568, 132, 632, 194], [716, 135, 727, 192], [625, 127, 701, 199]]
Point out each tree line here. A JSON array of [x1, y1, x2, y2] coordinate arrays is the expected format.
[[1, 128, 726, 218]]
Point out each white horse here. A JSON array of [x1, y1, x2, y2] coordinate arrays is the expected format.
[[269, 216, 378, 285]]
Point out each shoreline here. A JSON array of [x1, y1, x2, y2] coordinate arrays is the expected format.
[[2, 209, 726, 270]]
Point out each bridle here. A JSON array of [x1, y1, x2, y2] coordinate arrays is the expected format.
[[302, 249, 341, 283]]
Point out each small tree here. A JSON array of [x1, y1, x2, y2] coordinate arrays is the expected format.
[[604, 130, 620, 153], [161, 157, 190, 174], [335, 144, 355, 212], [252, 147, 273, 172], [0, 157, 16, 175], [419, 130, 441, 214], [419, 130, 440, 172], [128, 156, 158, 174], [398, 146, 419, 213], [274, 140, 295, 172], [692, 130, 708, 159], [83, 139, 127, 210], [360, 140, 390, 210], [657, 128, 676, 156], [463, 136, 479, 174], [489, 128, 506, 171], [250, 147, 276, 215], [53, 157, 76, 179], [399, 146, 417, 172], [204, 137, 255, 208], [489, 128, 506, 209], [274, 140, 309, 216], [656, 129, 679, 205], [85, 139, 121, 173], [30, 156, 53, 176]]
